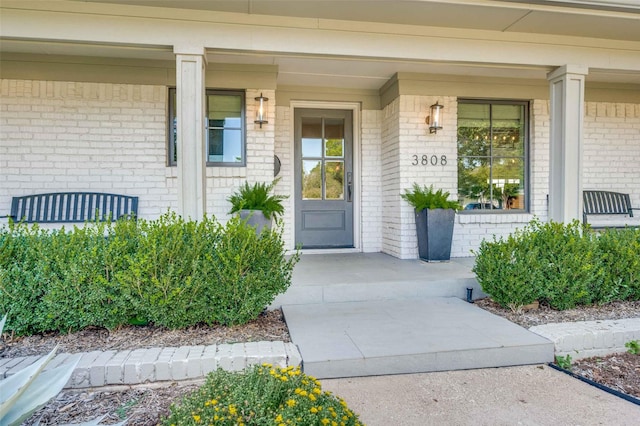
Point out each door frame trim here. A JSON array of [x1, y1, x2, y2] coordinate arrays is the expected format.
[[289, 101, 361, 251]]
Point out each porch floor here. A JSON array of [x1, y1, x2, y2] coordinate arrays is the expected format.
[[280, 253, 554, 379]]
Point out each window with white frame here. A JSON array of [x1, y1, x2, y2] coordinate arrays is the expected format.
[[457, 100, 529, 212], [168, 88, 246, 166]]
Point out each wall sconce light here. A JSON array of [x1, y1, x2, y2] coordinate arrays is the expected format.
[[254, 93, 269, 128], [426, 101, 443, 134]]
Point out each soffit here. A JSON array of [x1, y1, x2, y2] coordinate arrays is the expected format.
[[73, 0, 640, 41], [2, 1, 639, 88]]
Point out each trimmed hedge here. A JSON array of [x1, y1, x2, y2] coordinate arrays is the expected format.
[[0, 212, 299, 336], [473, 220, 640, 310]]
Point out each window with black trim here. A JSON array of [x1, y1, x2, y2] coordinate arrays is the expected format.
[[457, 100, 529, 212], [168, 89, 246, 166]]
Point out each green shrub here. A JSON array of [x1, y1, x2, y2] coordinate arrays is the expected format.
[[472, 227, 544, 310], [206, 217, 299, 326], [0, 212, 299, 335], [527, 220, 599, 310], [0, 223, 53, 335], [117, 212, 218, 328], [474, 220, 640, 311], [593, 227, 640, 303], [40, 222, 133, 333], [161, 364, 362, 426]]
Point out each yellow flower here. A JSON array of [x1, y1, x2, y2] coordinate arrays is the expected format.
[[313, 388, 322, 395], [309, 394, 317, 401], [262, 362, 273, 368], [310, 407, 319, 414], [286, 399, 296, 407], [228, 405, 237, 415], [192, 415, 201, 423], [321, 419, 330, 425], [294, 388, 302, 395], [332, 422, 338, 426], [211, 399, 218, 405], [299, 390, 308, 397], [280, 376, 288, 382], [275, 414, 283, 422]]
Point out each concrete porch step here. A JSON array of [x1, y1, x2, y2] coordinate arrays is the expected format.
[[282, 297, 554, 379], [273, 253, 485, 306]]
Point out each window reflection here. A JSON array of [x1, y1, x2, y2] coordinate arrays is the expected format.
[[302, 160, 322, 200], [457, 101, 527, 211], [325, 161, 344, 200]]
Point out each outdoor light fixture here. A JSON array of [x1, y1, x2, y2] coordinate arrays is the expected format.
[[426, 101, 443, 134], [254, 93, 269, 128]]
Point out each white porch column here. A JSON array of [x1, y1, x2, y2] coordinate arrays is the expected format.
[[174, 46, 207, 220], [547, 65, 588, 223]]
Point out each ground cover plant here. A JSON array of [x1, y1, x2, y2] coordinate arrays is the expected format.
[[0, 213, 299, 336], [161, 364, 363, 426], [473, 220, 640, 311]]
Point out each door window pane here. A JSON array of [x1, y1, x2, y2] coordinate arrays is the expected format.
[[302, 160, 322, 200], [324, 119, 344, 158], [302, 118, 323, 157], [325, 161, 344, 200], [302, 139, 322, 158]]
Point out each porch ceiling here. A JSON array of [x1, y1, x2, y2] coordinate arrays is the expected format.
[[1, 0, 639, 88], [72, 0, 640, 41]]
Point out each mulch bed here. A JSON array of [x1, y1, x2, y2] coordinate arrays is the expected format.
[[1, 309, 290, 358], [475, 298, 640, 402], [4, 302, 640, 424]]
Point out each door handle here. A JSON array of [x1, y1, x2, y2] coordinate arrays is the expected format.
[[347, 172, 352, 202]]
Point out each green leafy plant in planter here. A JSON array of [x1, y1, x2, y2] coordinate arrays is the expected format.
[[228, 179, 288, 233], [401, 183, 462, 212], [401, 184, 462, 262]]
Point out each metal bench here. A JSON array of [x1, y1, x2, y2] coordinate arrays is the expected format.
[[583, 190, 639, 229], [6, 192, 138, 223]]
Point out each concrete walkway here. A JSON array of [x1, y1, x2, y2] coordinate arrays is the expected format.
[[283, 297, 554, 379], [322, 365, 640, 425]]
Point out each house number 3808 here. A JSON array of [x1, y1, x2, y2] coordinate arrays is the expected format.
[[411, 155, 447, 166]]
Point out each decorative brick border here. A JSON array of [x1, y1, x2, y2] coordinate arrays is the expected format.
[[0, 341, 302, 389]]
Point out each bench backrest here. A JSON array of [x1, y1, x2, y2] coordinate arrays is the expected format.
[[583, 190, 632, 223], [10, 192, 138, 223]]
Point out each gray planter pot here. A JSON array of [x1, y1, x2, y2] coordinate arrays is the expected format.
[[239, 209, 272, 234], [414, 208, 456, 262]]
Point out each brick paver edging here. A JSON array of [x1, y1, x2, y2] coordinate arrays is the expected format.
[[529, 318, 640, 360], [0, 341, 302, 389]]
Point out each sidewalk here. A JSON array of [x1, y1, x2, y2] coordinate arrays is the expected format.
[[322, 365, 640, 425]]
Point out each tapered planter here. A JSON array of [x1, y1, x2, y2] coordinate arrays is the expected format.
[[414, 208, 455, 262], [239, 209, 271, 234]]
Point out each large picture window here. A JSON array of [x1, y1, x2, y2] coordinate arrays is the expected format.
[[457, 100, 528, 212], [168, 89, 245, 166]]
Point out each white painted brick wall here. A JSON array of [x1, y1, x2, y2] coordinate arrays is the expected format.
[[583, 102, 640, 208], [0, 79, 175, 219], [275, 105, 294, 248], [3, 78, 638, 259], [361, 109, 383, 252], [381, 98, 402, 257], [0, 80, 277, 224]]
